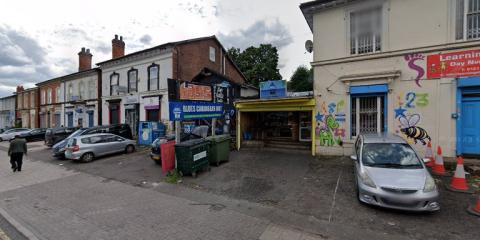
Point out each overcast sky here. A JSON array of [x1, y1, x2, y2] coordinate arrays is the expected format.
[[0, 0, 312, 97]]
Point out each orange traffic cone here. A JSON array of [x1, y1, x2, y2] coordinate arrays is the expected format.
[[432, 146, 446, 176], [425, 142, 434, 168], [446, 157, 473, 193], [467, 195, 480, 217]]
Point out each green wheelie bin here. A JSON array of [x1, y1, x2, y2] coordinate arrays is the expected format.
[[206, 135, 232, 166], [175, 139, 210, 178]]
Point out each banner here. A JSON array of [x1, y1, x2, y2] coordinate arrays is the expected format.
[[179, 82, 212, 101], [169, 101, 224, 121], [427, 49, 480, 79]]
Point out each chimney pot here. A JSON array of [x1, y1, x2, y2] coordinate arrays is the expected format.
[[115, 34, 118, 39], [81, 47, 85, 52], [120, 36, 123, 41], [86, 49, 90, 54]]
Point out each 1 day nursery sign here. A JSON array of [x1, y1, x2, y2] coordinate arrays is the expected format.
[[169, 101, 224, 121], [427, 49, 480, 79]]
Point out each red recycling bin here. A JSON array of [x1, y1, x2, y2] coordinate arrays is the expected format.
[[161, 141, 176, 174]]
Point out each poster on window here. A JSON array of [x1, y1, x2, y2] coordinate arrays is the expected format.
[[427, 49, 480, 79], [179, 82, 212, 101]]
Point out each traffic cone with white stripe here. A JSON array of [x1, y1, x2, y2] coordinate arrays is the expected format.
[[432, 146, 446, 176], [446, 156, 473, 193], [425, 142, 434, 168], [467, 195, 480, 217]]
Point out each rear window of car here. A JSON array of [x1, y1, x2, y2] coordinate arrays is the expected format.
[[67, 138, 76, 147]]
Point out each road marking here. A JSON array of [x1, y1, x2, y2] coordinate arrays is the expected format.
[[328, 168, 342, 223]]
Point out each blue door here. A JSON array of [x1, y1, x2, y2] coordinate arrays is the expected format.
[[88, 112, 94, 127], [461, 98, 480, 155], [67, 113, 73, 127]]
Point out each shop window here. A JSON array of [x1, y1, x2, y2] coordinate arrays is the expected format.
[[128, 68, 138, 93], [349, 6, 382, 55], [351, 95, 385, 137], [148, 64, 159, 91], [456, 0, 480, 40]]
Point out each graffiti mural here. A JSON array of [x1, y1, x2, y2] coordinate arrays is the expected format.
[[394, 92, 431, 145], [404, 54, 426, 87], [316, 100, 346, 146]]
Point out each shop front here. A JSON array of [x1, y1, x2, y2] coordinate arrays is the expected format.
[[235, 96, 316, 156]]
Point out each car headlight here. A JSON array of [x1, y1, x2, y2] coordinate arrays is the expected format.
[[423, 175, 436, 192], [359, 170, 376, 188]]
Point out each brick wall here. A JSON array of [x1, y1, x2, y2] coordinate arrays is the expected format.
[[174, 38, 245, 85]]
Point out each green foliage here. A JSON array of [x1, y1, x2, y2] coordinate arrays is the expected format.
[[165, 169, 182, 184], [288, 65, 313, 92], [227, 44, 282, 88]]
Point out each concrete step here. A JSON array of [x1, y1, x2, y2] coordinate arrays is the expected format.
[[264, 143, 310, 150]]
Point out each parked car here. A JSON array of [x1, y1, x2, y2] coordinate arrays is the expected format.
[[0, 128, 31, 142], [65, 133, 136, 162], [351, 133, 440, 212], [19, 128, 47, 142], [150, 126, 209, 164], [52, 124, 133, 159], [52, 128, 88, 159], [45, 127, 77, 147]]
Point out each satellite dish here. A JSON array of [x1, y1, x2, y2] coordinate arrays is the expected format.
[[305, 40, 313, 53]]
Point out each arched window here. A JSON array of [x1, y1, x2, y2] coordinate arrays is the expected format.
[[47, 88, 52, 104], [68, 83, 73, 101], [110, 72, 119, 95], [128, 68, 138, 93], [148, 63, 159, 91]]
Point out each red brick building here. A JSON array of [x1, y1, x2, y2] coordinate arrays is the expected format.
[[15, 86, 39, 128], [36, 79, 63, 128]]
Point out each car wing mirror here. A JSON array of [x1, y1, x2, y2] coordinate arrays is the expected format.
[[422, 158, 431, 163], [350, 155, 358, 161]]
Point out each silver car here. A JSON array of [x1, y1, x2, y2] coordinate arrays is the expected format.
[[0, 128, 31, 141], [65, 133, 136, 162], [351, 133, 439, 212]]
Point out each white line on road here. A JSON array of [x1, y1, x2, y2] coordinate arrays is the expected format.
[[328, 168, 342, 223]]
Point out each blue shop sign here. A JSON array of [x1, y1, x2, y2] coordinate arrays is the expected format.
[[260, 80, 287, 99], [169, 101, 224, 121]]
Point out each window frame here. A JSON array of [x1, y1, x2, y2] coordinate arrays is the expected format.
[[110, 72, 120, 95], [209, 46, 216, 62], [147, 63, 160, 91], [56, 87, 61, 103], [456, 0, 480, 40], [348, 5, 384, 55], [127, 68, 138, 93], [68, 83, 73, 101], [78, 81, 85, 100], [30, 92, 35, 107]]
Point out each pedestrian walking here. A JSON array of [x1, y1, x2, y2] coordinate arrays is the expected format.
[[8, 134, 27, 172]]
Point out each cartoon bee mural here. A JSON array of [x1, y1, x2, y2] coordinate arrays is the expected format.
[[399, 114, 431, 145]]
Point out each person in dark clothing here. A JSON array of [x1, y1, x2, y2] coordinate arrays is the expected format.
[[8, 135, 27, 172]]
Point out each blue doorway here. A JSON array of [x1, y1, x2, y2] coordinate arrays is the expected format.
[[457, 77, 480, 156]]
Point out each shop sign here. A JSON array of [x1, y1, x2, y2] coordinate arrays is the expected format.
[[260, 80, 287, 99], [169, 101, 224, 121], [125, 95, 139, 104], [427, 49, 480, 79], [179, 82, 212, 101]]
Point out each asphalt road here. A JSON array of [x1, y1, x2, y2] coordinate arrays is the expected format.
[[18, 143, 480, 240]]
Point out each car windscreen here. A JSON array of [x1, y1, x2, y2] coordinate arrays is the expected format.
[[68, 129, 84, 138], [362, 143, 422, 169]]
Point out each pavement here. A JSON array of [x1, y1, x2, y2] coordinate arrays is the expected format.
[[0, 141, 478, 240]]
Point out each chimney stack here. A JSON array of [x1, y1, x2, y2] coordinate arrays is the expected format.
[[78, 47, 93, 71], [112, 34, 125, 59], [16, 86, 24, 93]]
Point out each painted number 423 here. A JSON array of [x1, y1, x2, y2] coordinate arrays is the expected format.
[[405, 92, 429, 108]]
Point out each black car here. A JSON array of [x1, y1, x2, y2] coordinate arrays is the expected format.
[[52, 124, 133, 159], [19, 128, 47, 142], [45, 127, 78, 147]]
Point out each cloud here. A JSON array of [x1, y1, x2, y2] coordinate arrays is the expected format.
[[0, 86, 15, 98], [218, 19, 293, 50], [139, 34, 152, 45]]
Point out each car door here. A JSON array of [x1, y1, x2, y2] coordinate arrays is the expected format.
[[353, 136, 362, 182], [89, 135, 108, 157]]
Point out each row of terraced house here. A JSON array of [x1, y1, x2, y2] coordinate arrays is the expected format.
[[6, 35, 247, 136]]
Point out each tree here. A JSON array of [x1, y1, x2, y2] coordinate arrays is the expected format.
[[227, 44, 282, 87], [288, 66, 313, 92]]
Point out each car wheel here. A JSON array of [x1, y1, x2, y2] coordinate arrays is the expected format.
[[81, 152, 94, 163], [125, 145, 135, 154]]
